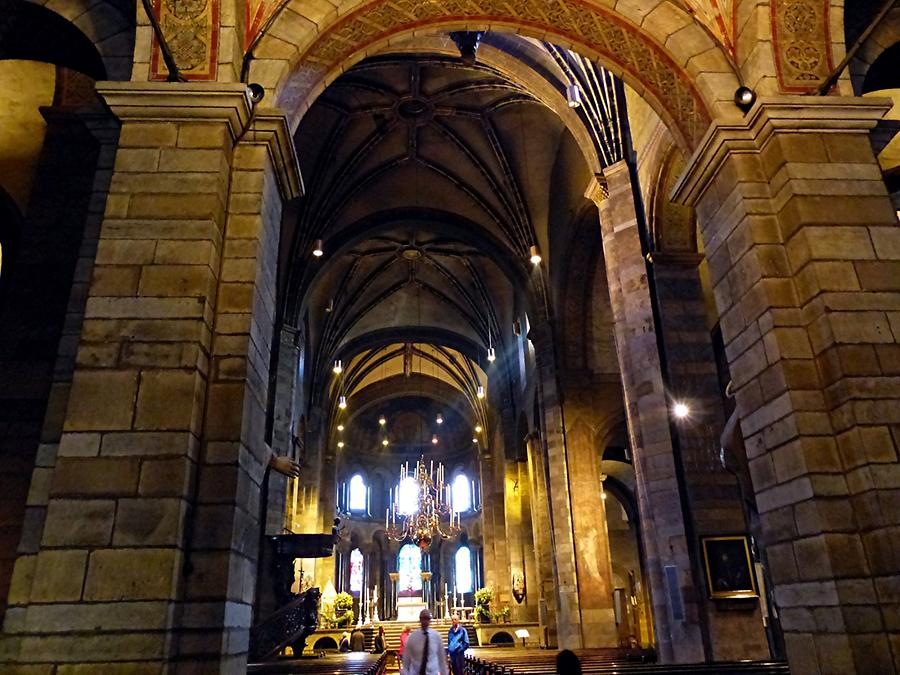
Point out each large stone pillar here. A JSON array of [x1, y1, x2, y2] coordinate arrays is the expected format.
[[0, 82, 301, 673], [529, 325, 589, 649], [525, 432, 558, 644], [673, 96, 900, 675], [563, 382, 618, 647], [586, 162, 706, 662]]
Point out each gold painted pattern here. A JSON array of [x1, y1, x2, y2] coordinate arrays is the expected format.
[[288, 0, 712, 145]]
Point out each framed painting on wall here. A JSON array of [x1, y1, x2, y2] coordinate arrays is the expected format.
[[701, 535, 758, 600]]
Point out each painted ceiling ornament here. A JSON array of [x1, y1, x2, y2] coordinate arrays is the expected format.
[[293, 0, 711, 146], [772, 0, 834, 92], [150, 0, 219, 80]]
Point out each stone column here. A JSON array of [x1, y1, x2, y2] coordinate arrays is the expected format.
[[673, 96, 900, 675], [0, 82, 301, 673], [563, 382, 618, 647], [525, 432, 558, 645], [516, 460, 540, 623], [503, 459, 526, 623], [529, 325, 587, 649], [586, 162, 706, 662]]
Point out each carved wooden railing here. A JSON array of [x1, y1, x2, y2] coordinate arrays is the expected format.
[[250, 586, 320, 663]]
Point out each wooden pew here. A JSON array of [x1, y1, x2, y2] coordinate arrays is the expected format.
[[463, 648, 790, 675], [247, 651, 388, 675]]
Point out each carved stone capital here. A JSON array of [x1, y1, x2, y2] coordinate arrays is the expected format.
[[671, 96, 892, 208], [583, 174, 609, 206]]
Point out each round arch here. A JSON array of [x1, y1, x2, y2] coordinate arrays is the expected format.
[[249, 0, 741, 150], [6, 0, 136, 81]]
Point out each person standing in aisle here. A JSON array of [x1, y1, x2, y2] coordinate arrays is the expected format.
[[400, 610, 449, 675]]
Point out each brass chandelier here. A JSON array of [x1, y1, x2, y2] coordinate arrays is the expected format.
[[385, 455, 461, 550]]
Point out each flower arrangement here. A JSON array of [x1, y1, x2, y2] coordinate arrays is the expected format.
[[323, 591, 355, 627], [474, 587, 494, 623]]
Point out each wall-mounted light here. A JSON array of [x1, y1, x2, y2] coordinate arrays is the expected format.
[[734, 86, 756, 113], [487, 347, 496, 363], [247, 83, 266, 104], [477, 385, 485, 399], [529, 245, 542, 265], [472, 437, 478, 443], [338, 395, 347, 410], [382, 438, 389, 447], [474, 424, 482, 433], [337, 424, 345, 431], [431, 434, 439, 445], [436, 413, 443, 425], [378, 414, 386, 426], [673, 402, 689, 419], [313, 239, 324, 257], [337, 441, 345, 448], [333, 359, 343, 374], [566, 82, 582, 108]]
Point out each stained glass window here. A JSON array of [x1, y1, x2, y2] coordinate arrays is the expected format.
[[452, 473, 471, 512], [397, 476, 418, 516], [349, 473, 367, 513], [398, 543, 422, 594], [455, 546, 473, 593], [349, 547, 364, 594]]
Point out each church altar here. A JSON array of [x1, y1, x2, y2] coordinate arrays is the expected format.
[[396, 595, 429, 622]]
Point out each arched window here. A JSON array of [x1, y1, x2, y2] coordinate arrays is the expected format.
[[397, 476, 418, 516], [398, 543, 423, 595], [349, 473, 368, 513], [455, 546, 473, 593], [452, 473, 471, 512], [349, 548, 364, 594]]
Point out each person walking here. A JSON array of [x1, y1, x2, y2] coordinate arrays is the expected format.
[[400, 610, 449, 675], [446, 614, 469, 675]]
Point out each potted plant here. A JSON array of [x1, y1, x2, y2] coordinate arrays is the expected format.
[[497, 606, 511, 623], [474, 587, 494, 624], [333, 591, 355, 628]]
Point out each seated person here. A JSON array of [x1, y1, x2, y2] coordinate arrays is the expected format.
[[339, 632, 351, 652]]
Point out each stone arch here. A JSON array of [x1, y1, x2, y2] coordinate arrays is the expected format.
[[489, 630, 514, 644], [249, 0, 744, 150], [25, 0, 136, 81], [849, 3, 900, 95], [313, 636, 338, 650], [648, 143, 698, 254]]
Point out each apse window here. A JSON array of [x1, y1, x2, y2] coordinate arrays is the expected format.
[[452, 473, 471, 512], [348, 473, 368, 513], [455, 546, 473, 593], [397, 476, 418, 515], [398, 543, 423, 594], [349, 547, 364, 594]]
